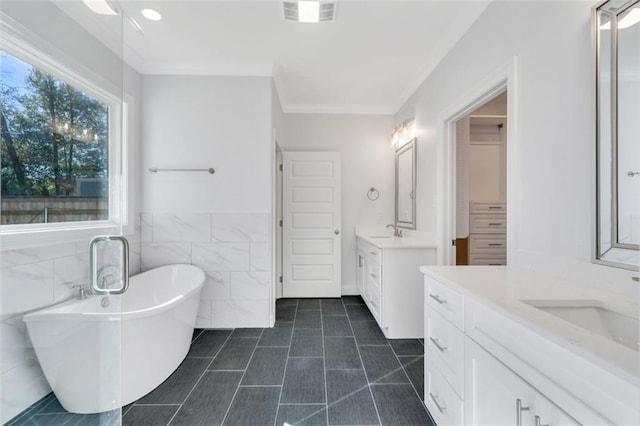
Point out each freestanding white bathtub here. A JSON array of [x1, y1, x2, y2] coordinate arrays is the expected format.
[[24, 264, 205, 414]]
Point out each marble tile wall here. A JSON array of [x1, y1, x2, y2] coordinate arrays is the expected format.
[[0, 212, 271, 422], [139, 212, 272, 329], [0, 221, 142, 423]]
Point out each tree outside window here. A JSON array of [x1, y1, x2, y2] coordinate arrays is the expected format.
[[1, 51, 109, 225]]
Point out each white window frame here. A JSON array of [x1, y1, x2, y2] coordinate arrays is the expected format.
[[0, 14, 131, 248]]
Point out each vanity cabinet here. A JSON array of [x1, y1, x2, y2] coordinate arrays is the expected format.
[[422, 268, 630, 426], [356, 236, 435, 338], [466, 338, 580, 426]]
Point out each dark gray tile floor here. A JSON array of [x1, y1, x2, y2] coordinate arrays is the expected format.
[[8, 297, 433, 426]]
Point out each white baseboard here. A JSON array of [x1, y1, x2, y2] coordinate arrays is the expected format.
[[341, 286, 359, 296]]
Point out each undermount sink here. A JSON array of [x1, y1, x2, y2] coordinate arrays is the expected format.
[[522, 299, 639, 351]]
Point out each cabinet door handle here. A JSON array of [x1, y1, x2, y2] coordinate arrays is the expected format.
[[516, 399, 530, 426], [369, 273, 377, 278], [429, 337, 447, 352], [429, 392, 447, 413], [535, 415, 549, 426], [369, 251, 377, 255], [429, 294, 447, 304]]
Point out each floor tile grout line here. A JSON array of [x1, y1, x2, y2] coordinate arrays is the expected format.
[[343, 297, 383, 426], [388, 340, 433, 422], [220, 328, 264, 425], [321, 299, 329, 425], [274, 298, 297, 426], [166, 330, 234, 426]]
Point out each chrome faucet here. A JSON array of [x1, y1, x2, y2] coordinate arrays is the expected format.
[[72, 284, 89, 300], [386, 224, 403, 237]]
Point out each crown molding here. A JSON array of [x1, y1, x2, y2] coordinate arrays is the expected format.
[[390, 0, 492, 113], [141, 61, 273, 77], [282, 103, 394, 115]]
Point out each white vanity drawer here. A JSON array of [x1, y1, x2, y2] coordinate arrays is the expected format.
[[425, 363, 464, 426], [468, 254, 506, 266], [367, 261, 381, 289], [359, 239, 381, 262], [469, 202, 505, 214], [425, 306, 464, 397], [368, 281, 382, 322], [469, 234, 506, 252], [425, 276, 464, 330], [469, 214, 506, 234]]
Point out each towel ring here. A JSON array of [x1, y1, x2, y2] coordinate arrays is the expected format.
[[367, 187, 379, 201]]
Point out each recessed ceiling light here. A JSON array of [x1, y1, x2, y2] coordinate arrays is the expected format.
[[141, 8, 162, 21], [83, 0, 118, 15]]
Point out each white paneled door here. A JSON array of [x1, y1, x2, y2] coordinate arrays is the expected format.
[[282, 152, 341, 298]]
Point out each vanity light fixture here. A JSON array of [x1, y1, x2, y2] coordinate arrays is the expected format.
[[142, 8, 162, 21], [392, 119, 415, 148], [283, 1, 336, 22], [82, 0, 118, 15]]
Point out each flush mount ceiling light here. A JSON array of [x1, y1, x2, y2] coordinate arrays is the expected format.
[[82, 0, 118, 15], [283, 1, 336, 23], [141, 8, 162, 21]]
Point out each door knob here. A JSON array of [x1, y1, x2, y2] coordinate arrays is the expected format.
[[334, 229, 340, 235]]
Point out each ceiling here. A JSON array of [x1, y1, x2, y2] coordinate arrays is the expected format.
[[54, 1, 491, 114]]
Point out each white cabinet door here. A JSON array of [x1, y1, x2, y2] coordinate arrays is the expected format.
[[282, 152, 341, 297], [536, 395, 581, 426], [465, 338, 537, 426]]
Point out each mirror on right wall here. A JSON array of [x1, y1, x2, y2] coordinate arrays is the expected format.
[[395, 138, 416, 230], [594, 0, 640, 269]]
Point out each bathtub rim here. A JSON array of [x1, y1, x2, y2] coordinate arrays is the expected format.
[[23, 264, 205, 323]]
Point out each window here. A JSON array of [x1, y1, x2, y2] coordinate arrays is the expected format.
[[0, 27, 129, 244], [1, 51, 110, 225]]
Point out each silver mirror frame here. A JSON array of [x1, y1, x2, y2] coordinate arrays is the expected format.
[[593, 0, 640, 270], [395, 138, 417, 230]]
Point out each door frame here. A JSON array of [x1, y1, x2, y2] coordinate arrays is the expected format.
[[437, 57, 519, 265]]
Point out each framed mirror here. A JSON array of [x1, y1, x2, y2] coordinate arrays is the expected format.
[[395, 138, 416, 229], [594, 0, 640, 269]]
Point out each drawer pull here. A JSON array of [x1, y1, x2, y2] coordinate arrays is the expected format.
[[488, 243, 503, 247], [488, 222, 503, 226], [429, 294, 447, 304], [429, 392, 447, 413], [516, 399, 530, 426], [429, 337, 447, 352], [488, 206, 502, 209], [535, 415, 549, 426]]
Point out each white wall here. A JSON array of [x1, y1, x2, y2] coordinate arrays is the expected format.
[[141, 75, 273, 328], [0, 2, 143, 423], [396, 1, 638, 295], [279, 114, 395, 294]]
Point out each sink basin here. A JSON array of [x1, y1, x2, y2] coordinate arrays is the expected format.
[[369, 236, 393, 239], [522, 299, 639, 351]]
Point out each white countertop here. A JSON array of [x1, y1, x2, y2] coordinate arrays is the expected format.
[[420, 266, 639, 385], [356, 231, 437, 249]]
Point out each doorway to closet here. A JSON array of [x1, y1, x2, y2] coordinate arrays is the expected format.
[[453, 92, 508, 266]]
